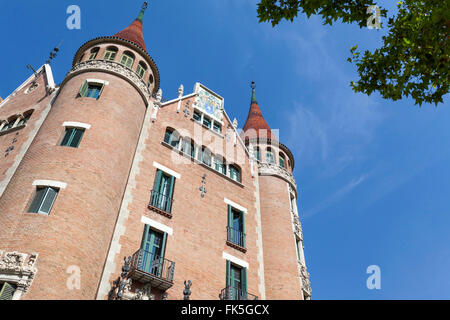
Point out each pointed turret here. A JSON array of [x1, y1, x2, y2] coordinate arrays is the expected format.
[[114, 2, 148, 50], [242, 81, 276, 141]]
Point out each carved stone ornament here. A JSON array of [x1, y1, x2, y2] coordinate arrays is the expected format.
[[292, 213, 303, 241], [66, 60, 151, 104], [258, 162, 297, 192], [298, 262, 311, 297], [121, 279, 155, 301], [0, 251, 38, 294]]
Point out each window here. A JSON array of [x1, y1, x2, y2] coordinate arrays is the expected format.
[[0, 282, 16, 300], [227, 205, 245, 248], [150, 170, 176, 213], [254, 147, 261, 161], [17, 112, 32, 126], [136, 62, 148, 79], [213, 122, 222, 134], [193, 111, 202, 122], [203, 116, 212, 129], [28, 187, 59, 215], [279, 153, 286, 168], [88, 48, 99, 60], [120, 52, 135, 68], [60, 128, 85, 148], [229, 165, 241, 183], [181, 138, 195, 158], [200, 147, 212, 166], [79, 81, 104, 99], [266, 148, 275, 164], [164, 129, 180, 149], [103, 47, 118, 61], [140, 225, 167, 277], [214, 156, 226, 175], [226, 261, 248, 300], [295, 237, 302, 262]]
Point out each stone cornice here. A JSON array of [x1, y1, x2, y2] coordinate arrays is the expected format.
[[257, 162, 297, 194], [62, 60, 151, 107]]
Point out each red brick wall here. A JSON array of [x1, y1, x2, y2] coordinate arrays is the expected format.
[[0, 68, 146, 299], [259, 174, 302, 300]]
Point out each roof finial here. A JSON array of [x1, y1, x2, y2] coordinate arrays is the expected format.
[[251, 81, 257, 104], [137, 1, 149, 22]]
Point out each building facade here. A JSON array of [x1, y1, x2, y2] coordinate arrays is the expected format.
[[0, 4, 310, 300]]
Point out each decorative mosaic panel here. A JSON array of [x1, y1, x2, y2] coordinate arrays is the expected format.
[[194, 83, 224, 121]]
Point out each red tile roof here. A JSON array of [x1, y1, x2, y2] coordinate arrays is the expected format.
[[113, 19, 146, 51]]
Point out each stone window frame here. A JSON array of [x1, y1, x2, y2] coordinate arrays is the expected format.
[[26, 180, 67, 216], [78, 78, 109, 100], [59, 121, 91, 148], [0, 251, 38, 300], [0, 109, 34, 135]]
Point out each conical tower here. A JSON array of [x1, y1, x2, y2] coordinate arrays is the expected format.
[[242, 82, 311, 300], [0, 3, 160, 299]]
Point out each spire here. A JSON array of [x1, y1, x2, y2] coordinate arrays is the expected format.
[[251, 81, 257, 104], [113, 2, 148, 50], [242, 81, 276, 141]]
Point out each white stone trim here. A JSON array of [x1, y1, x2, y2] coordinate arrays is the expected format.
[[62, 121, 92, 130], [86, 78, 110, 86], [224, 198, 247, 214], [33, 180, 67, 190], [153, 162, 181, 180], [222, 252, 249, 269], [141, 216, 173, 236]]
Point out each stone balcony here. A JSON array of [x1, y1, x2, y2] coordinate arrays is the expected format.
[[257, 162, 297, 192]]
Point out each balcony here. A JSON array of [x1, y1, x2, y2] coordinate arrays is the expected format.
[[148, 190, 174, 218], [128, 249, 175, 291], [226, 227, 246, 252], [219, 287, 258, 300]]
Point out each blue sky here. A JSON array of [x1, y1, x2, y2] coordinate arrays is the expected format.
[[1, 1, 449, 299]]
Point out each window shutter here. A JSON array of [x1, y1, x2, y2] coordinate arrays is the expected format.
[[71, 129, 85, 148], [0, 283, 16, 300], [166, 176, 175, 213], [140, 225, 150, 250], [60, 129, 72, 146], [79, 81, 88, 97], [242, 211, 246, 248], [160, 232, 167, 260], [96, 84, 105, 100], [39, 187, 58, 214], [241, 268, 248, 299], [227, 205, 232, 241], [153, 170, 163, 193], [226, 260, 231, 288], [28, 188, 46, 213]]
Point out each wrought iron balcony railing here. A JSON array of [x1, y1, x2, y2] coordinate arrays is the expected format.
[[226, 227, 246, 249], [128, 249, 175, 291], [219, 287, 258, 300], [149, 190, 174, 215]]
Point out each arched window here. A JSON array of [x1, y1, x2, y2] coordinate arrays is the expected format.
[[181, 137, 195, 158], [279, 153, 286, 168], [5, 117, 17, 130], [88, 47, 100, 60], [103, 46, 118, 61], [214, 155, 227, 175], [163, 128, 180, 149], [17, 111, 33, 126], [136, 61, 148, 79], [254, 147, 261, 161], [229, 165, 241, 183], [120, 51, 135, 68], [266, 148, 275, 164], [200, 147, 212, 166]]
